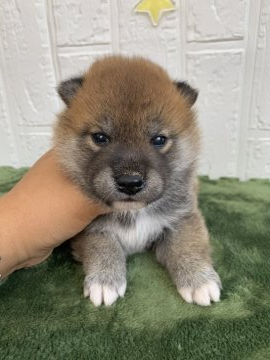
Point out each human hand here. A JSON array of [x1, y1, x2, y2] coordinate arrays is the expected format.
[[0, 149, 109, 279]]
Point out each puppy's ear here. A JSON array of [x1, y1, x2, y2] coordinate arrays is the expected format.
[[174, 81, 198, 106], [57, 76, 84, 106]]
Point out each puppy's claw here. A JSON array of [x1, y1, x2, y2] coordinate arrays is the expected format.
[[84, 280, 127, 307], [117, 282, 127, 297], [89, 283, 103, 307], [178, 287, 193, 304], [83, 285, 90, 298], [208, 281, 221, 302], [178, 281, 220, 306], [193, 286, 211, 306], [103, 286, 118, 306]]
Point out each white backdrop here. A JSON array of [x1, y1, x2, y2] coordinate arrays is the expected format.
[[0, 0, 269, 180]]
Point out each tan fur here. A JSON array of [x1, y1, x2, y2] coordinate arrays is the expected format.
[[54, 56, 199, 152]]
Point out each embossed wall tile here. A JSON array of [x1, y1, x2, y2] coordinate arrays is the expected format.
[[250, 0, 270, 130], [118, 0, 181, 78], [58, 51, 110, 80], [0, 0, 59, 127], [0, 71, 17, 166], [187, 0, 247, 42], [246, 138, 270, 178], [20, 133, 52, 166], [186, 50, 243, 178], [53, 0, 111, 46]]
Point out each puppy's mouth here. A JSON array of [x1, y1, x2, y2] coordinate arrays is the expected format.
[[112, 199, 146, 211]]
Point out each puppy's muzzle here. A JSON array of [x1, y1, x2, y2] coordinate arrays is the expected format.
[[115, 175, 145, 195]]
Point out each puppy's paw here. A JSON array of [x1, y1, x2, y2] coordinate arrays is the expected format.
[[83, 278, 127, 307], [177, 267, 221, 306], [178, 280, 220, 306]]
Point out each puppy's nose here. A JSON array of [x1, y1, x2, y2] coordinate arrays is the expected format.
[[116, 175, 145, 195]]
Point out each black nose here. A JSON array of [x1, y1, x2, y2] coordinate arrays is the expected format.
[[116, 175, 145, 195]]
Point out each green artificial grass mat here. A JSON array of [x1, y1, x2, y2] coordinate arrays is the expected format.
[[0, 167, 270, 360]]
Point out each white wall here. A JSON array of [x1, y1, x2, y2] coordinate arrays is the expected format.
[[0, 0, 269, 180]]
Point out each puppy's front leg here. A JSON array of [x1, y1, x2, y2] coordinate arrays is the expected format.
[[72, 233, 126, 306], [156, 211, 221, 306]]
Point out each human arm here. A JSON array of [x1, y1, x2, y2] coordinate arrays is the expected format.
[[0, 149, 108, 279]]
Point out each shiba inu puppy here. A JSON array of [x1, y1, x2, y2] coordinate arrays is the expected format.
[[54, 56, 221, 307]]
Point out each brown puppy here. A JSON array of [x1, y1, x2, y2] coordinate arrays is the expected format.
[[54, 56, 221, 306]]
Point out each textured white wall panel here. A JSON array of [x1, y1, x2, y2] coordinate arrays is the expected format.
[[58, 50, 110, 80], [187, 0, 247, 42], [118, 0, 181, 78], [0, 69, 17, 165], [187, 51, 243, 178], [20, 133, 52, 165], [0, 0, 58, 127], [246, 139, 270, 179], [53, 0, 111, 46], [250, 0, 270, 130]]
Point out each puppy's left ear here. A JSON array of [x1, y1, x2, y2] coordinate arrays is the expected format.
[[57, 76, 84, 106], [174, 81, 198, 106]]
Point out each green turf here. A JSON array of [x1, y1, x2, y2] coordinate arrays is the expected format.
[[0, 168, 269, 360]]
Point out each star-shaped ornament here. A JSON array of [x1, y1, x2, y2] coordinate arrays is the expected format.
[[134, 0, 175, 26]]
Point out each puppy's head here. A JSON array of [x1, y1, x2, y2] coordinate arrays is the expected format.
[[54, 56, 199, 210]]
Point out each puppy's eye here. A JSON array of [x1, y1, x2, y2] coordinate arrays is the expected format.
[[92, 132, 110, 145], [151, 135, 167, 148]]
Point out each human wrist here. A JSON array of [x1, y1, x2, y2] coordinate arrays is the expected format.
[[0, 193, 29, 278], [0, 149, 109, 278]]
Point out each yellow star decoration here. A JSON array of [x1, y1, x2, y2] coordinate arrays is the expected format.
[[134, 0, 175, 26]]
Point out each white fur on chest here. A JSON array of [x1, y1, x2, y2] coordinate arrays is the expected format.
[[107, 209, 173, 255]]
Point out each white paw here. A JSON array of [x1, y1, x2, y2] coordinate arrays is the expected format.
[[83, 281, 127, 307], [178, 281, 221, 306]]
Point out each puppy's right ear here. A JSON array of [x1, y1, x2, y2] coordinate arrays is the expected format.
[[174, 81, 198, 107], [57, 76, 84, 106]]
